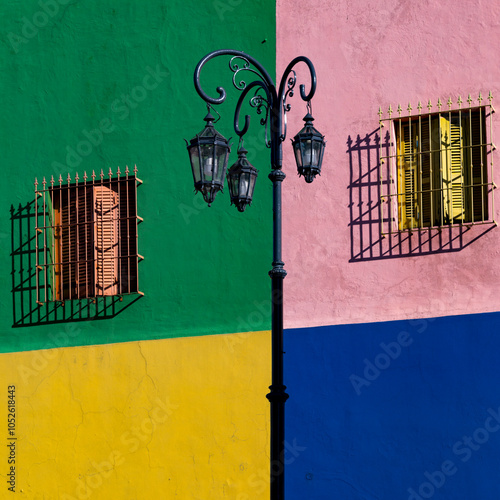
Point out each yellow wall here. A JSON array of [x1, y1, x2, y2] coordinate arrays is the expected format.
[[1, 331, 270, 499]]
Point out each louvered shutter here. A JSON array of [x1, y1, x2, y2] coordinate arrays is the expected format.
[[441, 116, 465, 222], [45, 173, 140, 303], [94, 185, 119, 296], [46, 192, 58, 301], [76, 187, 94, 298], [450, 120, 465, 221], [61, 191, 75, 299], [399, 123, 419, 229], [52, 187, 94, 300], [59, 189, 85, 300]]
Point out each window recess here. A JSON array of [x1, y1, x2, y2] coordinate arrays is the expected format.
[[35, 166, 143, 304], [379, 94, 496, 234]]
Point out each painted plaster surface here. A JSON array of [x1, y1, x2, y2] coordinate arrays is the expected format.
[[0, 331, 270, 498], [0, 0, 275, 353], [284, 312, 500, 499], [0, 2, 276, 498], [277, 0, 500, 328]]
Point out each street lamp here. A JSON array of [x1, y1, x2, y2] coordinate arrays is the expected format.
[[227, 147, 259, 212], [186, 49, 325, 500], [186, 110, 231, 206]]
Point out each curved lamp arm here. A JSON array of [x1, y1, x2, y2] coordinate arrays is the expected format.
[[233, 80, 272, 140], [277, 56, 317, 103], [192, 49, 319, 156], [194, 49, 276, 106], [277, 56, 317, 141]]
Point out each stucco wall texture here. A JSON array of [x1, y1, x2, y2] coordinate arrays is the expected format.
[[0, 0, 275, 353], [0, 331, 271, 499], [1, 0, 276, 498], [278, 0, 500, 329], [284, 312, 500, 499]]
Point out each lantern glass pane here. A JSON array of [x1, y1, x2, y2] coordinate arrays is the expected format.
[[294, 142, 303, 168], [228, 171, 238, 197], [200, 144, 215, 181], [302, 140, 314, 166], [311, 140, 322, 167], [215, 144, 228, 183], [239, 172, 250, 197], [248, 173, 257, 198], [189, 147, 201, 183]]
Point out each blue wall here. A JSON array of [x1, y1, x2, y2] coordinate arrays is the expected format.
[[285, 312, 500, 499]]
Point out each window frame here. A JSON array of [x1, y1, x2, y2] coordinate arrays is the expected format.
[[379, 96, 495, 235], [35, 167, 143, 304]]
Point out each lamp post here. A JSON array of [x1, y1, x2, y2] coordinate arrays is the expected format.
[[186, 49, 325, 500]]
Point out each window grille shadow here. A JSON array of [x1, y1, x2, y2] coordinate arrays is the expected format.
[[348, 131, 496, 262], [10, 201, 143, 327]]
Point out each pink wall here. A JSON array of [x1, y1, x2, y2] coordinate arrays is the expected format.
[[278, 0, 500, 328]]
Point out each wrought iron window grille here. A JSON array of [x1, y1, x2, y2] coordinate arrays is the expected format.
[[34, 166, 143, 304], [378, 93, 496, 236]]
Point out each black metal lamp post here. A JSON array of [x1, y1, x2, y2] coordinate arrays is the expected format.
[[186, 49, 325, 500]]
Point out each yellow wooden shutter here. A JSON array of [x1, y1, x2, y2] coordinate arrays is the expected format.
[[399, 122, 419, 230], [441, 116, 465, 223], [450, 119, 465, 221], [94, 185, 119, 296]]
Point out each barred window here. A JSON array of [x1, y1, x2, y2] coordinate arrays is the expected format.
[[379, 95, 495, 232], [35, 167, 143, 303]]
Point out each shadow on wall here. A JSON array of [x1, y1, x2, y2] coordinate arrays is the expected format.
[[347, 130, 496, 262], [10, 201, 142, 327]]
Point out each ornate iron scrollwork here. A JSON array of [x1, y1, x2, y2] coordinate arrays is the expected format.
[[193, 49, 317, 165]]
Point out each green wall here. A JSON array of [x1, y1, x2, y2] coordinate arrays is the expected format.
[[0, 0, 276, 352]]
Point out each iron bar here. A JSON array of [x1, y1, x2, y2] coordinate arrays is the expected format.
[[378, 94, 495, 233], [59, 175, 63, 302], [127, 168, 131, 294], [117, 167, 122, 295], [35, 179, 40, 305], [34, 166, 142, 304], [84, 172, 89, 301]]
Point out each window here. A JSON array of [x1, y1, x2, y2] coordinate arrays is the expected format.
[[35, 167, 143, 303], [379, 96, 495, 232]]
